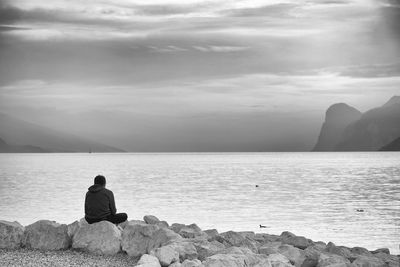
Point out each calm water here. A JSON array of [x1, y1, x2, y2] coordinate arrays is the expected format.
[[0, 152, 399, 254]]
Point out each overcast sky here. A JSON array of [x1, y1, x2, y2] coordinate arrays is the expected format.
[[0, 0, 399, 151]]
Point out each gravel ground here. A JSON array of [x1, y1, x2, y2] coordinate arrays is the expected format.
[[0, 249, 138, 267]]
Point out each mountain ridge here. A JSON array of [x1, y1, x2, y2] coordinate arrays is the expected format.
[[0, 112, 124, 153], [312, 103, 362, 151], [0, 137, 47, 153], [380, 136, 400, 151], [314, 96, 400, 151]]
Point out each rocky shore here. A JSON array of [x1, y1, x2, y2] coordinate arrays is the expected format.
[[1, 216, 398, 267]]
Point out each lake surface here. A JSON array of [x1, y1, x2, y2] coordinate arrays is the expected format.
[[0, 152, 399, 254]]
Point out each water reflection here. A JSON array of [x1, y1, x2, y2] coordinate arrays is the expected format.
[[0, 152, 399, 253]]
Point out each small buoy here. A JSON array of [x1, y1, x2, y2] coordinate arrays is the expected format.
[[356, 209, 364, 212]]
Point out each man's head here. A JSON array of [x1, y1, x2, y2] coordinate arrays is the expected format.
[[94, 175, 106, 187]]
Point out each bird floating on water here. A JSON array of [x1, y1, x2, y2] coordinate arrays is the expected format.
[[255, 185, 259, 188]]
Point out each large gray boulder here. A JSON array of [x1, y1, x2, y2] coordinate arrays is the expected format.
[[0, 220, 24, 249], [23, 220, 70, 250], [144, 215, 160, 225], [254, 233, 281, 246], [202, 252, 271, 267], [372, 252, 400, 267], [371, 248, 390, 255], [352, 255, 387, 267], [170, 223, 186, 234], [168, 241, 199, 262], [217, 231, 258, 253], [193, 239, 225, 261], [280, 231, 313, 250], [276, 244, 306, 267], [72, 221, 121, 255], [304, 243, 326, 259], [156, 221, 169, 229], [266, 253, 292, 267], [258, 242, 282, 255], [181, 259, 203, 267], [218, 246, 254, 255], [150, 245, 179, 267], [67, 218, 88, 239], [202, 253, 247, 267], [179, 224, 207, 239], [204, 229, 219, 241], [350, 247, 371, 256], [301, 258, 319, 267], [317, 253, 351, 267], [136, 254, 162, 267], [324, 242, 355, 260], [121, 222, 182, 257]]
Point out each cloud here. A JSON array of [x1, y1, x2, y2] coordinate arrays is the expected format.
[[0, 0, 379, 42], [322, 62, 400, 78], [192, 45, 250, 52], [148, 45, 188, 53], [2, 71, 399, 116], [220, 3, 299, 18]]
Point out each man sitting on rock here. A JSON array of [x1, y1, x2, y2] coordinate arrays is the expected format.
[[85, 175, 128, 224]]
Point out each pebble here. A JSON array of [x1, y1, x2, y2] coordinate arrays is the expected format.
[[0, 248, 137, 267]]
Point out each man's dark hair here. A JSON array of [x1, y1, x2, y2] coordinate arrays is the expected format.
[[94, 175, 106, 186]]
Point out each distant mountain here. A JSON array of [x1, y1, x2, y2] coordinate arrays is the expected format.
[[383, 95, 400, 107], [380, 136, 400, 151], [336, 96, 400, 151], [313, 103, 362, 151], [0, 137, 47, 153], [0, 112, 124, 153]]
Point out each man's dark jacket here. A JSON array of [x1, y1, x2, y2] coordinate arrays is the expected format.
[[85, 184, 116, 220]]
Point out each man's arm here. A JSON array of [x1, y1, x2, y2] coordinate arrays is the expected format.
[[108, 190, 117, 215], [84, 192, 89, 216]]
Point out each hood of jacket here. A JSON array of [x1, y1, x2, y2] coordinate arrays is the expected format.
[[88, 184, 104, 193]]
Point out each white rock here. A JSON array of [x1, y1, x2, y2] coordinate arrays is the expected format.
[[204, 229, 218, 241], [121, 223, 182, 257], [170, 223, 186, 234], [72, 221, 121, 255], [179, 224, 207, 239], [202, 253, 271, 267], [258, 242, 282, 255], [144, 215, 160, 225], [372, 252, 400, 267], [193, 240, 225, 261], [137, 254, 162, 267], [168, 241, 199, 262], [181, 259, 203, 267], [151, 245, 179, 267], [0, 220, 24, 249], [202, 253, 247, 267], [267, 253, 292, 267], [325, 242, 355, 260], [118, 220, 138, 229], [217, 231, 258, 253], [352, 255, 387, 267], [277, 244, 306, 267], [156, 221, 169, 228], [280, 231, 312, 250], [317, 253, 351, 267], [218, 246, 253, 255], [67, 218, 88, 239], [23, 220, 70, 250]]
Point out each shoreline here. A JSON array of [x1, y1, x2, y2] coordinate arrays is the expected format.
[[1, 216, 399, 267]]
